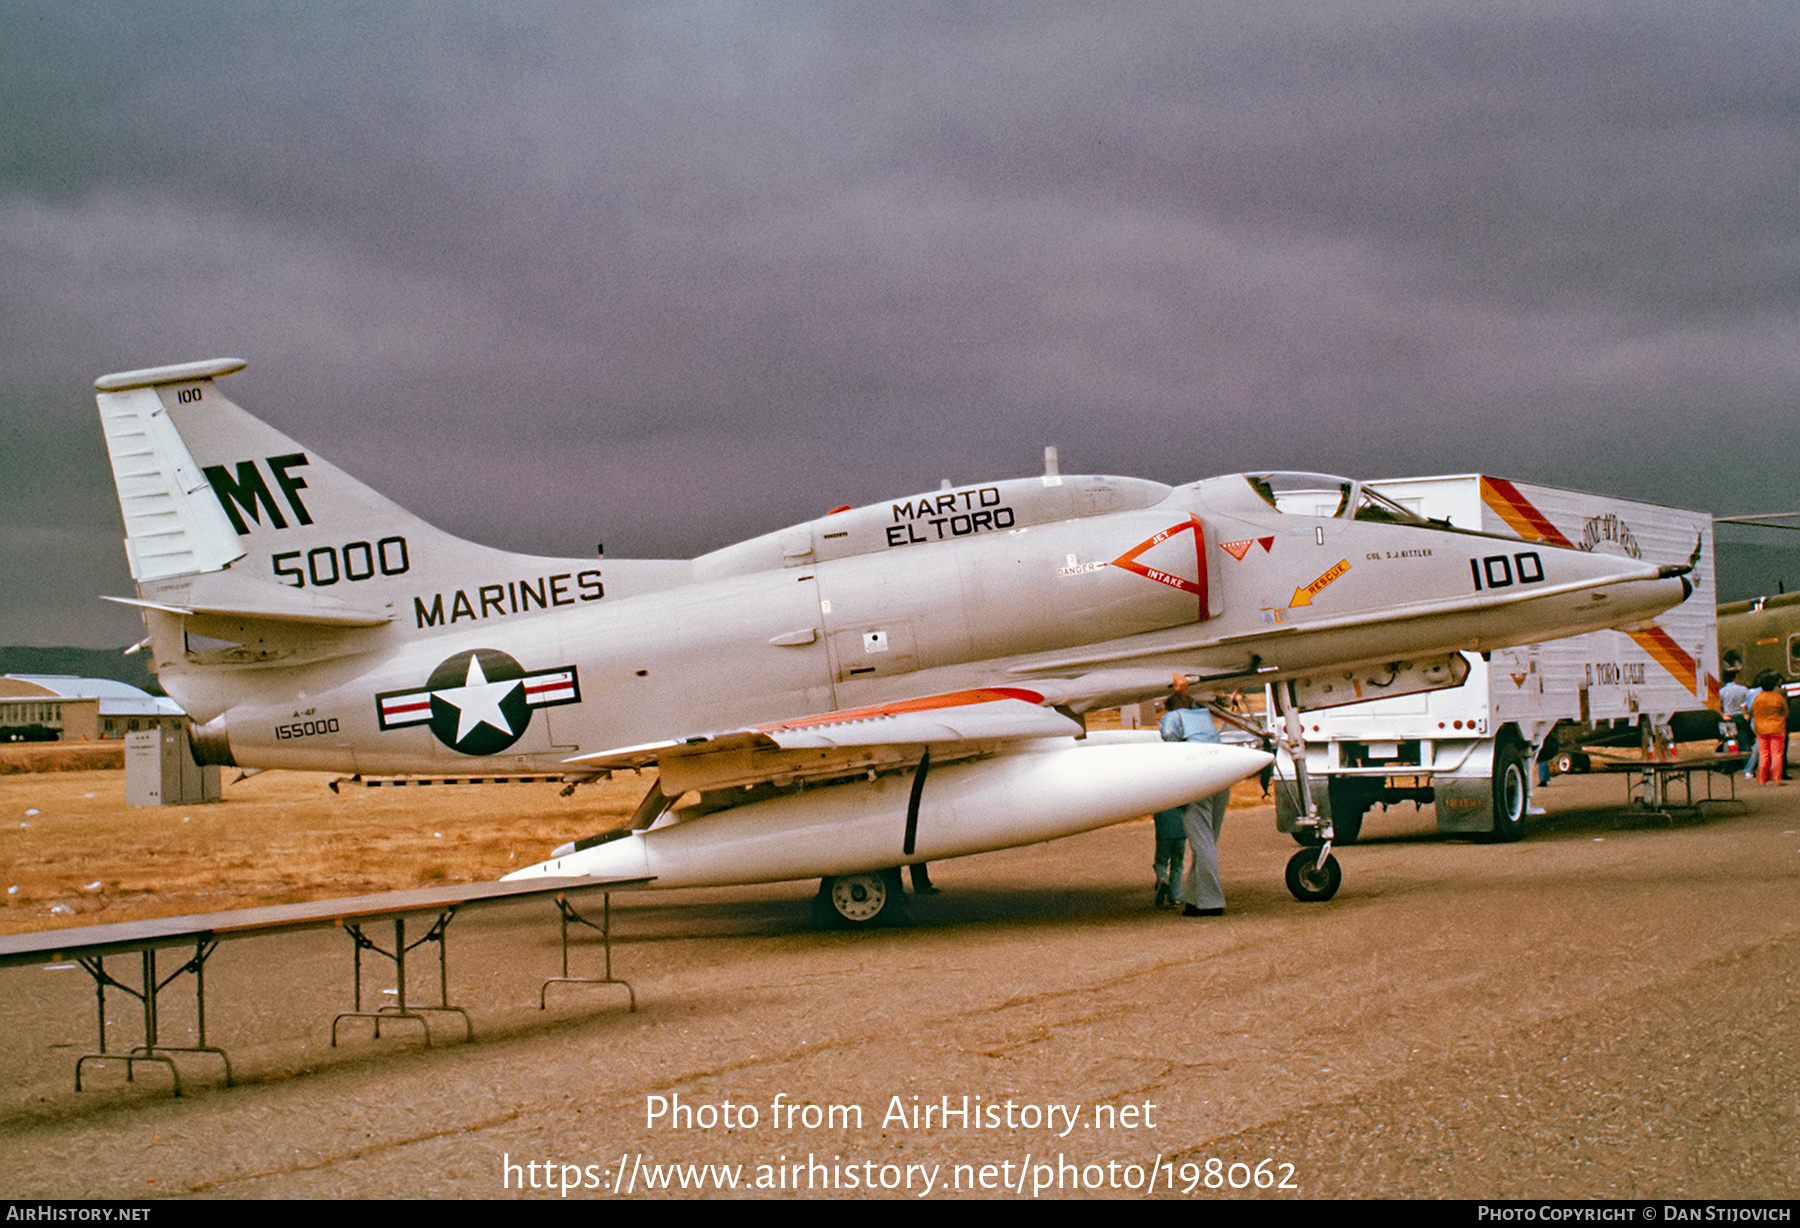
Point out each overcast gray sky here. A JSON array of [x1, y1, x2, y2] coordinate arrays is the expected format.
[[4, 1, 1797, 646]]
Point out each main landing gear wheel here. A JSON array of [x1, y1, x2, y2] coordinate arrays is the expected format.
[[817, 869, 905, 927], [1285, 849, 1342, 902]]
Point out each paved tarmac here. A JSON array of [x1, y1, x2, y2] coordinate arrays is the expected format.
[[2, 770, 1796, 1199]]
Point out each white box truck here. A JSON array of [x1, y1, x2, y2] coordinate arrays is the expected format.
[[1272, 475, 1718, 843]]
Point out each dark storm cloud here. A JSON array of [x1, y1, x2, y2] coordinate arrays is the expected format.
[[2, 1, 1797, 643]]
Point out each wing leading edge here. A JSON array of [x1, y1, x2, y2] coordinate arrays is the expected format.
[[565, 687, 1086, 796]]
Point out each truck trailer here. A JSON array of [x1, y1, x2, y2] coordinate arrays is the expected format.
[[1272, 475, 1718, 843]]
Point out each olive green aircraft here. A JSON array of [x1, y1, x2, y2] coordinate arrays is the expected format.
[[94, 358, 1696, 921], [1720, 592, 1800, 685]]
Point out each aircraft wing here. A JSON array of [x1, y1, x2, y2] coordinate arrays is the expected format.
[[565, 687, 1086, 796]]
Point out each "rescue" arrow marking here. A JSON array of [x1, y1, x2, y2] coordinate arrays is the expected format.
[[1289, 559, 1350, 608]]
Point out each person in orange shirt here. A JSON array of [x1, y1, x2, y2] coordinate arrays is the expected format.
[[1750, 674, 1790, 786]]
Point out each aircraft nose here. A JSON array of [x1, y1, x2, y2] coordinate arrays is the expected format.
[[1469, 542, 1694, 646], [1579, 553, 1693, 625]]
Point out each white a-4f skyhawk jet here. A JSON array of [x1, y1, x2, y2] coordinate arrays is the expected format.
[[94, 359, 1694, 921]]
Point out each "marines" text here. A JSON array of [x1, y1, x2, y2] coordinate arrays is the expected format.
[[414, 571, 604, 628]]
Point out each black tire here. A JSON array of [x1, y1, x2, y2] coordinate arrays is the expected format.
[[1491, 740, 1529, 842], [1285, 849, 1342, 902]]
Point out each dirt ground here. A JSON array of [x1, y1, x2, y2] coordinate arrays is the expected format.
[[1, 762, 1796, 1199]]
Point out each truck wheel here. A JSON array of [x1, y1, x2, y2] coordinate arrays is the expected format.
[[1285, 849, 1342, 902], [1491, 742, 1529, 842], [1326, 777, 1367, 844], [1553, 751, 1592, 774]]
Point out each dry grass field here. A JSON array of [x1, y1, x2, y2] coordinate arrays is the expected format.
[[0, 766, 646, 935], [0, 742, 124, 774]]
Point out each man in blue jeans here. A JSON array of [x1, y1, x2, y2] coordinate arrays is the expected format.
[[1159, 681, 1230, 917]]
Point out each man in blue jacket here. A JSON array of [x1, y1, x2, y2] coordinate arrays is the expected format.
[[1159, 679, 1231, 917]]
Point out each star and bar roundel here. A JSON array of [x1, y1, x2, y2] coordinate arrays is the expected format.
[[375, 649, 580, 756]]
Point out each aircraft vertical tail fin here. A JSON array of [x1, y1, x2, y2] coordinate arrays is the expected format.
[[94, 357, 497, 634]]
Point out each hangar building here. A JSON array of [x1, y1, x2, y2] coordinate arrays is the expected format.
[[0, 675, 184, 742]]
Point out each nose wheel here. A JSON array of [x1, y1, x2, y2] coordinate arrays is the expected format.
[[1273, 678, 1342, 904], [1285, 848, 1342, 902]]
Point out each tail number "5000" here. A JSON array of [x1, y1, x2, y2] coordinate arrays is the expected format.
[[273, 536, 410, 587]]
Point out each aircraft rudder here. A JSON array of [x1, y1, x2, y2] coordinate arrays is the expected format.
[[95, 359, 251, 583]]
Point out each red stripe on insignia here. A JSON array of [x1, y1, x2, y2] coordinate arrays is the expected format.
[[520, 669, 577, 707]]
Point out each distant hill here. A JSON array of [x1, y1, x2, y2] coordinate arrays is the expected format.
[[0, 646, 164, 695]]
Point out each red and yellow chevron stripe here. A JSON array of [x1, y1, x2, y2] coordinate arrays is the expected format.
[[1479, 476, 1575, 548]]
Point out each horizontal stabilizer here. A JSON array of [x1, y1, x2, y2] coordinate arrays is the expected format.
[[95, 358, 249, 392], [101, 594, 393, 628]]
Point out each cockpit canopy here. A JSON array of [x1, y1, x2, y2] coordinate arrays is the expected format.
[[1241, 472, 1434, 526]]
